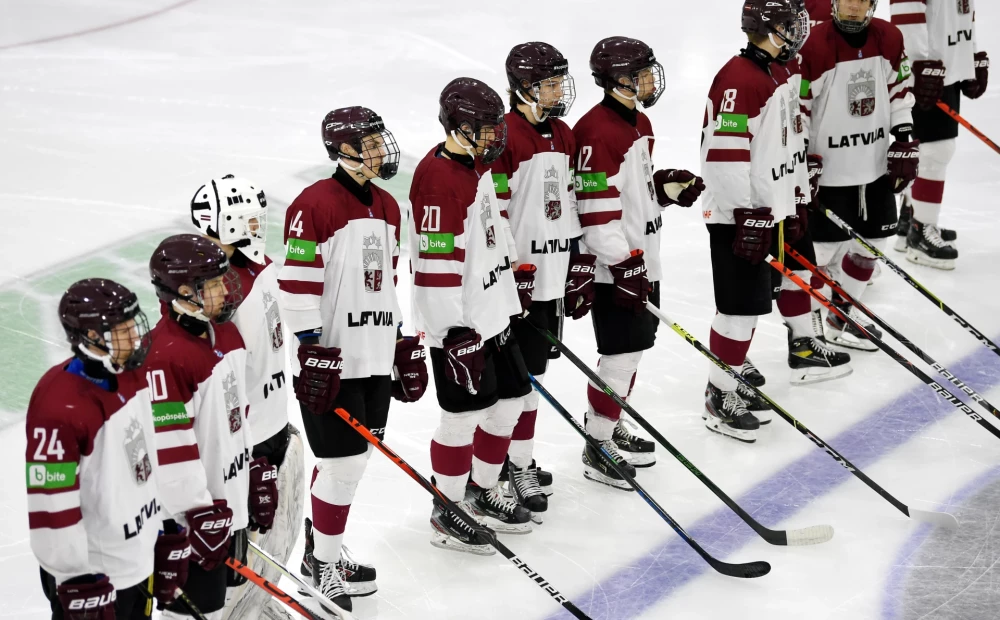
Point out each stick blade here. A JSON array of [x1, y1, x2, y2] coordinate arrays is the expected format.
[[711, 559, 771, 579], [909, 509, 959, 529], [784, 524, 835, 546]]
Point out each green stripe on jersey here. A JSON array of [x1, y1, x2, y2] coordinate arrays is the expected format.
[[800, 78, 811, 99], [716, 113, 749, 133], [492, 173, 509, 194], [286, 238, 317, 262], [26, 462, 76, 489], [574, 172, 608, 193], [152, 401, 190, 427], [419, 232, 455, 253]]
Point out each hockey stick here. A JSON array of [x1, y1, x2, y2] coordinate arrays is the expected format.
[[529, 323, 831, 549], [936, 101, 1000, 155], [530, 376, 772, 578], [785, 243, 1000, 423], [643, 302, 958, 529], [769, 256, 1000, 442], [140, 587, 208, 620], [226, 557, 323, 620], [820, 208, 1000, 359], [330, 407, 593, 620], [247, 541, 355, 620]]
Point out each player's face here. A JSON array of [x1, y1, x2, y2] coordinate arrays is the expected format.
[[247, 217, 261, 237], [200, 274, 229, 319], [108, 318, 141, 366], [536, 76, 565, 109], [635, 67, 657, 101], [838, 0, 871, 21], [474, 125, 497, 155], [359, 133, 387, 179]]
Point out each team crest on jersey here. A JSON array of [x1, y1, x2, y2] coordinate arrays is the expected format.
[[847, 70, 876, 117], [543, 165, 562, 221], [262, 291, 283, 350], [480, 194, 496, 248], [957, 0, 971, 14], [222, 371, 242, 434], [640, 149, 656, 201], [362, 233, 384, 293], [122, 418, 152, 485]]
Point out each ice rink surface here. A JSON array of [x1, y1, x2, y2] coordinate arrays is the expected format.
[[2, 1, 1000, 618]]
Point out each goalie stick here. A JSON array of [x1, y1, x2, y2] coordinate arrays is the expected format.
[[247, 541, 354, 620], [530, 323, 832, 549], [644, 301, 958, 530], [330, 407, 593, 620], [226, 557, 323, 620]]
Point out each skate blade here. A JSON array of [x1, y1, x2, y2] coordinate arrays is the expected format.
[[824, 329, 879, 352], [582, 467, 635, 491], [345, 582, 377, 597], [906, 249, 956, 271], [530, 511, 545, 525], [476, 515, 532, 535], [893, 235, 908, 253], [703, 418, 757, 443], [752, 410, 772, 425], [620, 450, 657, 467], [430, 532, 495, 556], [789, 364, 853, 386], [540, 484, 553, 497]]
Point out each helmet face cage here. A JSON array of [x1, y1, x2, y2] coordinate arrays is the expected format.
[[832, 0, 877, 33], [618, 61, 666, 109], [159, 266, 244, 324], [462, 116, 507, 165], [347, 126, 401, 181], [190, 177, 268, 264], [524, 73, 577, 118], [72, 307, 152, 373], [777, 3, 811, 62]]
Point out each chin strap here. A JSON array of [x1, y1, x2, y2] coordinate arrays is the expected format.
[[76, 342, 122, 376], [171, 298, 212, 338], [516, 90, 549, 123], [449, 129, 478, 159]]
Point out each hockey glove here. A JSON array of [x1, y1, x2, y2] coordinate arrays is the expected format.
[[185, 500, 233, 571], [564, 253, 597, 320], [732, 207, 774, 265], [513, 263, 537, 313], [248, 457, 278, 533], [653, 169, 705, 207], [442, 328, 486, 395], [785, 188, 809, 244], [295, 345, 343, 415], [153, 526, 190, 608], [806, 154, 823, 201], [608, 250, 651, 314], [57, 574, 115, 620], [961, 51, 989, 99], [911, 60, 946, 110], [392, 336, 428, 402], [887, 140, 920, 193]]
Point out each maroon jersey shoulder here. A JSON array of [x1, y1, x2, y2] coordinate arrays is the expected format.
[[409, 145, 480, 207], [869, 18, 906, 65], [708, 56, 778, 115], [371, 183, 401, 229], [144, 316, 221, 399], [573, 103, 632, 151]]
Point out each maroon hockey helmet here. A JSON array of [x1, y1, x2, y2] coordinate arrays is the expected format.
[[149, 234, 242, 323], [322, 107, 400, 180], [742, 0, 809, 55], [589, 36, 665, 108], [832, 0, 877, 33], [59, 278, 151, 372], [438, 77, 507, 164], [505, 42, 576, 120]]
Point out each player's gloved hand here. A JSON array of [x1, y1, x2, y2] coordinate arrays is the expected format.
[[806, 154, 823, 201], [911, 60, 946, 110], [887, 140, 920, 193], [442, 328, 486, 395], [608, 250, 651, 314], [785, 188, 809, 244], [564, 253, 597, 320], [57, 574, 116, 620], [248, 457, 278, 533], [295, 345, 343, 415], [961, 51, 989, 99], [153, 525, 190, 609], [653, 169, 706, 207], [732, 207, 774, 265], [513, 263, 537, 313], [185, 500, 233, 571], [391, 336, 428, 402]]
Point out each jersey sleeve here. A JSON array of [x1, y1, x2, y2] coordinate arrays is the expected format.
[[573, 127, 631, 267], [26, 415, 89, 584], [566, 128, 582, 239], [887, 35, 915, 130], [700, 74, 757, 219], [147, 358, 212, 524], [411, 193, 468, 342], [890, 0, 931, 61], [383, 193, 402, 287], [278, 191, 326, 335], [490, 148, 518, 264]]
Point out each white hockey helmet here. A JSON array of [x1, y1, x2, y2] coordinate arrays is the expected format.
[[190, 175, 268, 264]]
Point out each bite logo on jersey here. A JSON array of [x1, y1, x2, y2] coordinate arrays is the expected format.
[[847, 70, 876, 117], [262, 291, 284, 351], [222, 371, 242, 434], [361, 234, 384, 293], [26, 462, 76, 489], [480, 194, 496, 249], [543, 165, 562, 221], [122, 417, 153, 486]]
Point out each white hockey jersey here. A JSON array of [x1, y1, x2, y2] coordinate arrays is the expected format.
[[891, 0, 978, 86], [278, 172, 402, 380], [409, 145, 521, 348], [26, 359, 160, 588], [492, 111, 580, 302], [145, 313, 253, 531], [231, 255, 289, 443], [573, 96, 664, 284], [701, 52, 803, 225], [800, 19, 915, 187]]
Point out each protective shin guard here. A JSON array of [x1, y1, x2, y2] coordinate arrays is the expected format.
[[778, 274, 813, 339], [310, 453, 369, 563], [472, 398, 524, 488], [508, 373, 542, 469], [708, 314, 757, 391], [430, 409, 482, 501], [586, 352, 642, 441], [911, 139, 956, 225]]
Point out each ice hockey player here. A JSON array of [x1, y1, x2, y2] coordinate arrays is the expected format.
[[278, 106, 427, 610], [489, 41, 591, 521], [145, 234, 260, 620], [410, 77, 534, 554], [189, 176, 300, 620], [573, 36, 704, 479], [27, 279, 190, 619], [805, 0, 833, 27], [800, 0, 919, 349], [892, 0, 988, 269]]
